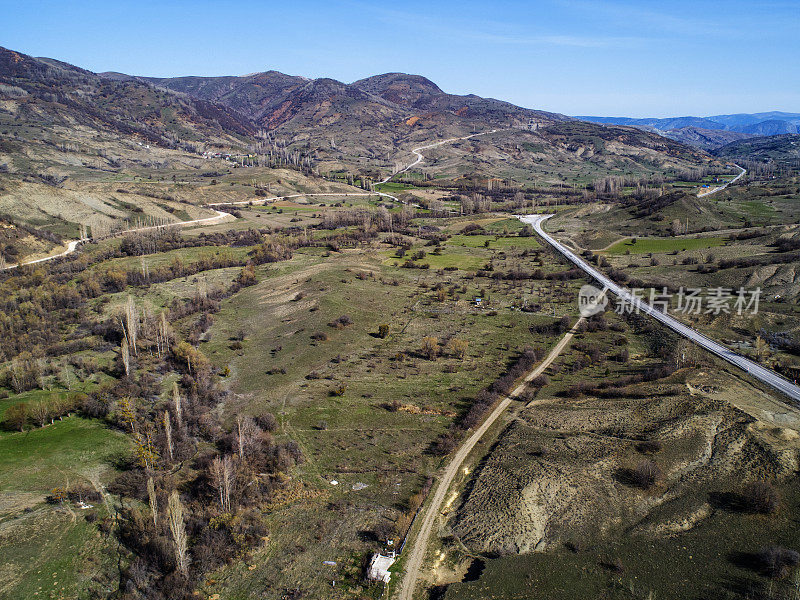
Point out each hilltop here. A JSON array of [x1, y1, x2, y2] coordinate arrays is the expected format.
[[0, 44, 712, 229], [712, 134, 800, 166]]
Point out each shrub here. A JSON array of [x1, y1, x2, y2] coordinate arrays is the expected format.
[[756, 546, 800, 578], [236, 264, 257, 287], [330, 383, 347, 397], [448, 338, 469, 359], [529, 374, 549, 388], [2, 402, 27, 431], [431, 432, 457, 456], [255, 413, 278, 432], [421, 336, 440, 360], [630, 459, 661, 490], [742, 482, 780, 514], [636, 440, 662, 455], [328, 315, 353, 329], [377, 324, 390, 338]]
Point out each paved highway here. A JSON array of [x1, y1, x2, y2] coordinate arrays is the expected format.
[[522, 213, 800, 404], [697, 164, 746, 197]]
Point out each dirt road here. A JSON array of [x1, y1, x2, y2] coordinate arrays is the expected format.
[[395, 316, 587, 600]]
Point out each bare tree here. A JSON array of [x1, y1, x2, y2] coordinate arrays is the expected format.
[[164, 411, 174, 461], [236, 415, 262, 461], [125, 295, 138, 356], [172, 382, 183, 428], [147, 477, 158, 528], [121, 338, 131, 377], [31, 401, 49, 427], [167, 490, 189, 575], [209, 455, 234, 512], [156, 312, 172, 358]]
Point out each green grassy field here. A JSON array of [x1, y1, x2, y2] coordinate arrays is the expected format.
[[0, 417, 129, 493], [0, 505, 120, 600], [447, 234, 541, 250], [197, 224, 584, 597], [604, 236, 727, 255]]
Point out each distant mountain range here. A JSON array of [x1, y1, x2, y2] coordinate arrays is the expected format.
[[577, 112, 800, 134], [576, 112, 800, 150]]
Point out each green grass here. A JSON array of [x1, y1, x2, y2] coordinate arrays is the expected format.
[[199, 244, 583, 598], [0, 416, 130, 493], [447, 234, 540, 250], [605, 236, 726, 255], [0, 506, 119, 600], [375, 181, 420, 192], [380, 248, 488, 270], [89, 244, 250, 273]]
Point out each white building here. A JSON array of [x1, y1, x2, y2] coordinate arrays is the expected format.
[[367, 552, 396, 584]]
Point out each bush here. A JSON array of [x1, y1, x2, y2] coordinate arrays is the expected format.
[[629, 459, 661, 490], [236, 264, 257, 287], [448, 338, 469, 359], [636, 439, 662, 455], [328, 315, 353, 329], [756, 545, 800, 578], [2, 402, 27, 431], [421, 336, 440, 360], [741, 482, 780, 514], [529, 374, 549, 388], [255, 413, 278, 432], [377, 324, 390, 338], [431, 432, 457, 456]]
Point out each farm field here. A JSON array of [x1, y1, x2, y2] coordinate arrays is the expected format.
[[604, 236, 726, 255]]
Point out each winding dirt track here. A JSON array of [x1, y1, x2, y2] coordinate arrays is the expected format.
[[395, 316, 588, 600], [0, 209, 234, 271], [2, 130, 498, 272]]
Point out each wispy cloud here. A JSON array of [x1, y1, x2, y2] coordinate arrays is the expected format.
[[553, 0, 739, 37], [452, 30, 643, 48], [347, 0, 645, 48]]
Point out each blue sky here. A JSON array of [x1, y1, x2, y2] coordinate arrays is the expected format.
[[4, 0, 799, 117]]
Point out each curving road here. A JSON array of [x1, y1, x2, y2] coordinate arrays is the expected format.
[[522, 213, 800, 404], [206, 130, 500, 209], [0, 209, 234, 272], [2, 130, 498, 272], [697, 164, 746, 197]]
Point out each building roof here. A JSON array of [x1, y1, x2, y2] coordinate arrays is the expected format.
[[367, 553, 396, 583]]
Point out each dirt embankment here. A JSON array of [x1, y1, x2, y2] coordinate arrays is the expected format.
[[451, 376, 800, 555]]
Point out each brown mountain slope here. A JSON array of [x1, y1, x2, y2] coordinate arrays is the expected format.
[[662, 126, 754, 151], [0, 46, 255, 148]]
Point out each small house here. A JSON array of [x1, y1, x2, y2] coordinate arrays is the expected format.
[[367, 552, 396, 583]]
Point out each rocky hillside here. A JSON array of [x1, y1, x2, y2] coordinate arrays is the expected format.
[[713, 134, 800, 166], [134, 69, 709, 179], [0, 46, 255, 149], [0, 44, 712, 189], [662, 127, 753, 151]]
